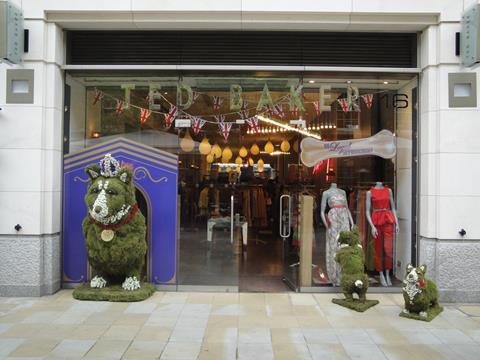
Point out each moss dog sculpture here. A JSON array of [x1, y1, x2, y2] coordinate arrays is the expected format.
[[82, 154, 147, 291], [332, 228, 378, 312], [400, 264, 442, 321]]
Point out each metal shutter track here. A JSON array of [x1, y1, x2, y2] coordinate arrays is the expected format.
[[67, 31, 417, 68]]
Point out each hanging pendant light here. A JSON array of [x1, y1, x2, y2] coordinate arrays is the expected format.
[[235, 156, 243, 165], [264, 141, 274, 154], [250, 143, 260, 155], [180, 130, 195, 152], [222, 146, 233, 162], [199, 137, 212, 155], [293, 140, 299, 153], [211, 143, 222, 159], [248, 157, 254, 166], [280, 140, 291, 152], [239, 146, 248, 158], [257, 158, 264, 173], [206, 154, 214, 163], [236, 165, 241, 173]]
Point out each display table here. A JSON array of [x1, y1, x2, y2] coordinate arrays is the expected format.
[[207, 217, 248, 246]]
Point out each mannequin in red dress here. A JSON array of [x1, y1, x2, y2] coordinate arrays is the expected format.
[[366, 182, 399, 287]]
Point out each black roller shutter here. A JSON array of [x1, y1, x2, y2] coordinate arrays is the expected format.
[[66, 31, 417, 68]]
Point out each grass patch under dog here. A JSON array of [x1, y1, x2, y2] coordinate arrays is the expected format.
[[399, 305, 443, 322], [73, 282, 155, 302], [332, 298, 379, 312]]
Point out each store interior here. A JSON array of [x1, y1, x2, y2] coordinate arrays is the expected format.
[[66, 72, 417, 292]]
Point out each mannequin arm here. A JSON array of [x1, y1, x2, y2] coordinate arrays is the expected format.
[[365, 191, 378, 237], [388, 188, 400, 233], [320, 191, 329, 228]]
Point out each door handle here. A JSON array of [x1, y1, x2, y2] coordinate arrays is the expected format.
[[279, 194, 291, 238]]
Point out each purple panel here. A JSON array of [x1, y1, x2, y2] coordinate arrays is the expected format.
[[62, 138, 178, 285]]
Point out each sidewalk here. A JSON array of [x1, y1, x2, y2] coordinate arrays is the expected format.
[[0, 290, 479, 359]]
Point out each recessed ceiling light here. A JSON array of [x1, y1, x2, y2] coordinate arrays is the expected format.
[[308, 80, 315, 84], [383, 81, 389, 85], [346, 80, 352, 84]]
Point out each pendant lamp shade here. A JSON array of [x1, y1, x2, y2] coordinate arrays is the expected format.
[[199, 137, 212, 155], [206, 154, 214, 163], [248, 157, 254, 166], [211, 144, 222, 159], [264, 141, 274, 154], [222, 146, 233, 162], [250, 143, 260, 155], [235, 156, 243, 165], [280, 140, 291, 152], [180, 131, 195, 152], [239, 146, 248, 158]]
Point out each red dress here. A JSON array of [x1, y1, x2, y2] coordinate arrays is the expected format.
[[370, 186, 395, 272]]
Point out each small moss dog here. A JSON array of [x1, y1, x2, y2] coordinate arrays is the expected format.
[[335, 228, 369, 301], [83, 154, 147, 291], [402, 264, 439, 318]]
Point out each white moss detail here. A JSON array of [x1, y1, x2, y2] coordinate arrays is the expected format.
[[90, 275, 107, 288], [403, 280, 422, 305], [354, 280, 363, 288], [122, 276, 141, 291]]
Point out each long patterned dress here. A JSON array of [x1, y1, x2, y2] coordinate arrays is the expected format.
[[325, 192, 351, 286]]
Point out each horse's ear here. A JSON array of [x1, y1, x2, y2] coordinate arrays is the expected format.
[[85, 165, 101, 181], [406, 264, 414, 273], [117, 167, 132, 184], [419, 264, 427, 274]]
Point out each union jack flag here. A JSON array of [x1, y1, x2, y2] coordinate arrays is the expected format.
[[115, 100, 124, 115], [273, 104, 285, 118], [193, 91, 201, 102], [361, 94, 374, 109], [239, 101, 249, 119], [313, 101, 321, 116], [337, 98, 349, 113], [139, 108, 152, 124], [192, 117, 206, 135], [215, 115, 225, 124], [93, 88, 104, 105], [263, 105, 274, 117], [218, 121, 233, 140], [245, 116, 259, 133], [212, 96, 224, 111], [164, 105, 178, 128]]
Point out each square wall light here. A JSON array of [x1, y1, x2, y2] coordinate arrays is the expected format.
[[6, 69, 34, 103], [448, 72, 477, 107]]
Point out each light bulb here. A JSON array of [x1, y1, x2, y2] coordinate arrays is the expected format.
[[264, 141, 274, 154], [222, 146, 233, 162], [239, 146, 248, 158], [235, 156, 242, 165], [211, 144, 222, 159], [250, 143, 260, 155], [280, 140, 290, 152]]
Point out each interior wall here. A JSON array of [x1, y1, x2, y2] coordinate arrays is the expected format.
[[395, 78, 417, 279]]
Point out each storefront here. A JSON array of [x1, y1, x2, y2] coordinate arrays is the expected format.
[[62, 31, 418, 292]]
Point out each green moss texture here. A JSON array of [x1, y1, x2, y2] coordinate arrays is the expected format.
[[82, 163, 147, 284], [332, 298, 379, 312], [399, 305, 444, 322], [73, 282, 155, 302], [335, 228, 369, 302]]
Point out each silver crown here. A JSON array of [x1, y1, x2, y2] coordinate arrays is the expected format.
[[99, 153, 121, 177]]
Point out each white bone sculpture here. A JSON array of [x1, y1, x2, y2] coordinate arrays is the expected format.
[[300, 129, 396, 167]]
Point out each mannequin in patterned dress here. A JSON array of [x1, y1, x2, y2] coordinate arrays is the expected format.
[[320, 183, 354, 286]]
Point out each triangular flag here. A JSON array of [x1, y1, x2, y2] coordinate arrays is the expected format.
[[337, 98, 349, 113], [164, 105, 178, 128], [291, 104, 299, 118], [192, 117, 206, 135], [218, 122, 233, 140], [93, 88, 104, 105], [361, 94, 374, 109], [193, 91, 201, 101], [245, 116, 259, 133], [139, 108, 152, 124], [212, 96, 224, 111], [115, 100, 124, 115], [273, 104, 285, 118]]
